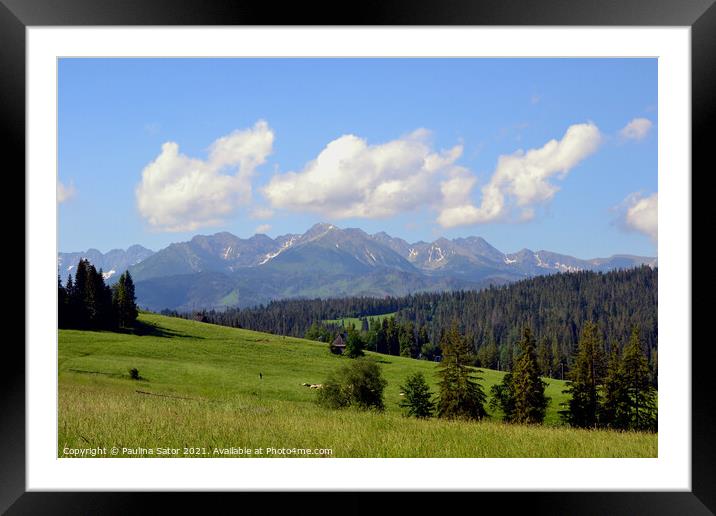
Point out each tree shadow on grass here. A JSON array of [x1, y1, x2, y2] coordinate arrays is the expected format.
[[119, 320, 204, 339]]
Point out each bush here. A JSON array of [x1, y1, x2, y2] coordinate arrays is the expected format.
[[344, 330, 365, 358], [129, 367, 140, 380], [317, 358, 387, 411]]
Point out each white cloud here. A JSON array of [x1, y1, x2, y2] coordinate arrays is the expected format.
[[262, 129, 464, 219], [622, 192, 658, 242], [135, 120, 274, 232], [620, 118, 653, 141], [255, 224, 272, 234], [438, 122, 602, 228], [57, 180, 76, 203]]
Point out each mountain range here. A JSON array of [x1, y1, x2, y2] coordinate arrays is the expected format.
[[58, 245, 155, 283], [59, 223, 656, 311]]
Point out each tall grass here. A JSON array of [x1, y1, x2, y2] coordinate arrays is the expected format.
[[58, 313, 657, 458]]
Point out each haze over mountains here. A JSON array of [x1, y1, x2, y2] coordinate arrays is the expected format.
[[59, 223, 656, 311]]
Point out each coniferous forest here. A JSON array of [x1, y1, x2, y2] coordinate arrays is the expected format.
[[60, 259, 658, 434], [175, 266, 656, 381], [58, 259, 138, 330]]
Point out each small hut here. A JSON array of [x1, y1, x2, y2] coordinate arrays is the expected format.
[[330, 333, 347, 354]]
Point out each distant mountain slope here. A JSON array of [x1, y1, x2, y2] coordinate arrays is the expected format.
[[122, 222, 656, 311], [58, 245, 154, 283]]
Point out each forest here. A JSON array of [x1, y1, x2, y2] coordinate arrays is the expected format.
[[167, 266, 657, 381], [58, 259, 138, 330]]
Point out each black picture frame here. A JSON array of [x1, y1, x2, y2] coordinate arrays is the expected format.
[[4, 0, 712, 513]]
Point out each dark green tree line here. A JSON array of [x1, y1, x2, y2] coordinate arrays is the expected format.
[[188, 267, 657, 380], [58, 259, 138, 330]]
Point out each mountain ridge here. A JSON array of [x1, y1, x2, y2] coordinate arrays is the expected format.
[[88, 222, 654, 311]]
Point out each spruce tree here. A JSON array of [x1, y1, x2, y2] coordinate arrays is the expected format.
[[621, 327, 657, 431], [113, 270, 138, 328], [71, 260, 90, 328], [561, 321, 606, 428], [510, 327, 549, 424], [600, 345, 629, 429], [398, 321, 415, 358], [399, 372, 435, 418], [436, 323, 488, 420], [537, 336, 553, 377], [58, 275, 69, 328], [64, 274, 77, 328], [489, 371, 516, 422]]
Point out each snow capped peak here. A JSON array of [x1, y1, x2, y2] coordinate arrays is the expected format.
[[102, 269, 116, 280]]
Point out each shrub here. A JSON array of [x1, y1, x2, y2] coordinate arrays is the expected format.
[[317, 358, 387, 411], [129, 367, 140, 380], [344, 329, 365, 358]]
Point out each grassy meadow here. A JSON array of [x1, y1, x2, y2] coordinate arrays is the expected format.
[[58, 313, 657, 458], [322, 312, 397, 328]]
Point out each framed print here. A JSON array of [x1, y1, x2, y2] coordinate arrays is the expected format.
[[5, 0, 713, 513]]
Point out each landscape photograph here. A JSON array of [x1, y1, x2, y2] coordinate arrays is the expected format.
[[57, 57, 658, 458]]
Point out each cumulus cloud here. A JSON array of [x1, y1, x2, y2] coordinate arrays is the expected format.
[[262, 129, 465, 219], [255, 224, 272, 234], [437, 122, 602, 228], [620, 118, 652, 141], [621, 192, 658, 242], [135, 120, 274, 232], [57, 180, 76, 203]]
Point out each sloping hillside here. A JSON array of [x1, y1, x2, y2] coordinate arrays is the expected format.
[[58, 313, 656, 458]]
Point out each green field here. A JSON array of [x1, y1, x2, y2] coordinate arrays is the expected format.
[[322, 312, 397, 328], [58, 313, 657, 458]]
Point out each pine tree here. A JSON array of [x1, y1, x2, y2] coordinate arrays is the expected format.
[[418, 325, 430, 355], [376, 320, 388, 354], [398, 321, 415, 358], [510, 327, 549, 424], [561, 321, 606, 428], [489, 371, 516, 422], [600, 344, 629, 429], [436, 323, 488, 420], [71, 260, 90, 328], [399, 372, 435, 418], [90, 266, 114, 328], [64, 274, 77, 328], [122, 270, 138, 325], [58, 275, 69, 328], [304, 322, 322, 341], [621, 326, 657, 431], [113, 270, 138, 328], [537, 336, 553, 377]]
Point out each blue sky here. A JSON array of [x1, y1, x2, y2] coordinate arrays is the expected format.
[[58, 58, 657, 258]]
